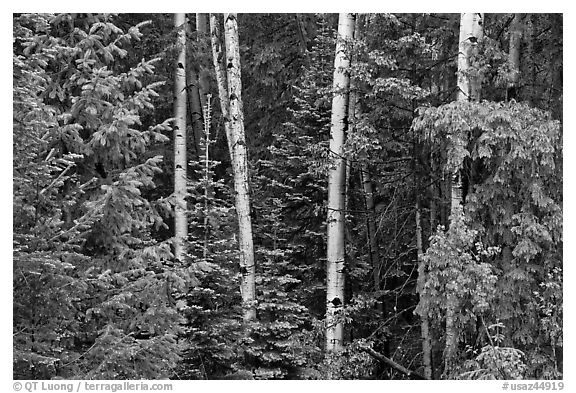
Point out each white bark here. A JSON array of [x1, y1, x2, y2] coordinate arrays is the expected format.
[[173, 13, 188, 262], [224, 13, 257, 322], [326, 12, 355, 353], [457, 13, 484, 102], [209, 14, 233, 155], [452, 13, 484, 214], [185, 14, 205, 161], [444, 13, 484, 376]]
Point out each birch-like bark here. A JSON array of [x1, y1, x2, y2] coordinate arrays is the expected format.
[[451, 13, 484, 217], [444, 12, 484, 376], [196, 13, 210, 110], [224, 13, 257, 322], [173, 13, 188, 262], [456, 13, 484, 103], [185, 14, 205, 161], [326, 12, 355, 353], [209, 14, 233, 155], [507, 13, 522, 101]]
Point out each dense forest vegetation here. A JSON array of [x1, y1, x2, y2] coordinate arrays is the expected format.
[[13, 13, 562, 380]]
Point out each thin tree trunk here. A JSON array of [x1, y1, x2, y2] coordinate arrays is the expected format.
[[443, 296, 457, 376], [209, 14, 233, 156], [416, 196, 433, 379], [179, 14, 203, 162], [224, 13, 257, 322], [295, 14, 310, 60], [173, 13, 188, 262], [326, 12, 355, 353], [507, 13, 522, 101], [196, 13, 210, 110]]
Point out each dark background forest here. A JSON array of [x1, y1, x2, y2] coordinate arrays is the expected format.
[[13, 13, 562, 380]]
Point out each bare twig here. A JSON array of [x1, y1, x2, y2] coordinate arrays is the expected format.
[[360, 345, 428, 379]]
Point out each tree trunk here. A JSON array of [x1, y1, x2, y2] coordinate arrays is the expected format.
[[224, 13, 257, 322], [416, 197, 433, 379], [452, 13, 483, 214], [326, 12, 355, 353], [173, 13, 188, 263], [443, 296, 457, 376], [196, 13, 210, 110], [507, 13, 522, 101], [443, 12, 484, 377], [185, 14, 205, 162], [209, 14, 233, 156], [456, 13, 484, 102]]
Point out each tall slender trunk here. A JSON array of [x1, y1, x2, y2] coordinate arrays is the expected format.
[[507, 13, 522, 101], [295, 14, 310, 61], [444, 12, 484, 376], [184, 15, 205, 161], [416, 196, 432, 379], [326, 12, 355, 353], [173, 13, 188, 262], [451, 12, 484, 217], [196, 13, 210, 110], [223, 13, 257, 322], [209, 14, 233, 156]]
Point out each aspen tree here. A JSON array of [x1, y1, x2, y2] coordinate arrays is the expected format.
[[209, 13, 257, 321], [185, 14, 204, 161], [173, 13, 188, 262], [326, 12, 355, 353], [415, 193, 432, 379], [444, 12, 484, 375]]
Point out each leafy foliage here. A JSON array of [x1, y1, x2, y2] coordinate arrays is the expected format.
[[14, 13, 562, 380]]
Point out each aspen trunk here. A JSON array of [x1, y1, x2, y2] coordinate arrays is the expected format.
[[183, 14, 208, 161], [456, 13, 484, 103], [452, 13, 483, 214], [224, 13, 257, 322], [173, 13, 188, 262], [209, 14, 233, 155], [507, 13, 522, 101], [326, 12, 355, 353], [444, 13, 484, 376], [196, 13, 210, 110], [416, 197, 432, 379], [185, 20, 205, 161]]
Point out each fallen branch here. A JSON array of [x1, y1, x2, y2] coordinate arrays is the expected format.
[[360, 345, 428, 380]]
